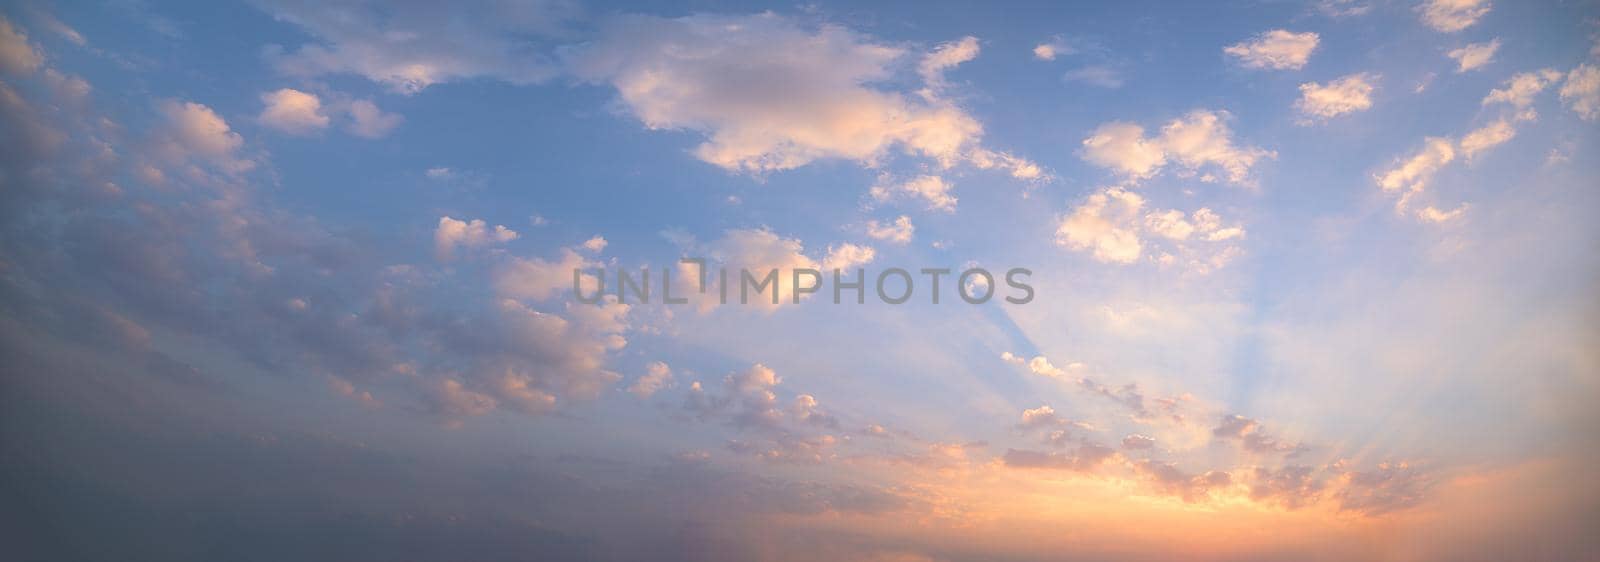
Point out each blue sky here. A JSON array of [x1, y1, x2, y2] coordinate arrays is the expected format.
[[2, 1, 1598, 561]]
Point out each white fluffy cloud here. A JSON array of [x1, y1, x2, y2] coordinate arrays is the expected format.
[[1447, 39, 1500, 72], [434, 216, 518, 259], [1296, 73, 1377, 122], [258, 88, 330, 135], [567, 13, 1036, 180], [1224, 30, 1319, 70], [865, 216, 915, 245], [1560, 64, 1600, 121], [1081, 110, 1273, 185], [1055, 187, 1145, 263], [1057, 188, 1246, 268], [822, 243, 876, 271], [1417, 0, 1492, 33]]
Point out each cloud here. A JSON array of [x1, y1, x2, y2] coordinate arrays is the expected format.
[[918, 36, 979, 92], [865, 216, 914, 245], [1062, 65, 1124, 89], [1135, 460, 1231, 502], [257, 0, 573, 93], [1375, 137, 1455, 212], [822, 243, 876, 271], [1211, 414, 1306, 456], [434, 216, 518, 260], [870, 174, 958, 212], [1056, 188, 1246, 268], [1448, 39, 1500, 72], [1482, 68, 1563, 108], [1417, 0, 1492, 33], [627, 361, 673, 398], [1055, 187, 1145, 263], [346, 99, 403, 138], [257, 88, 330, 135], [1121, 434, 1156, 450], [1018, 404, 1067, 429], [1336, 462, 1435, 515], [1296, 73, 1377, 122], [1314, 0, 1372, 18], [1081, 110, 1272, 185], [1249, 465, 1324, 509], [1459, 119, 1516, 160], [1224, 30, 1319, 70], [1001, 445, 1118, 471], [1560, 64, 1600, 121], [495, 247, 598, 302], [1032, 36, 1074, 61], [152, 100, 257, 177], [567, 13, 1036, 179], [0, 15, 43, 75]]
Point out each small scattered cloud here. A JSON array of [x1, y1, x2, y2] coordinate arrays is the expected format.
[[434, 216, 518, 260], [1296, 73, 1377, 123], [1560, 64, 1600, 121], [1448, 39, 1500, 72], [258, 88, 330, 135], [1417, 0, 1492, 33], [865, 216, 914, 245], [1224, 30, 1319, 70]]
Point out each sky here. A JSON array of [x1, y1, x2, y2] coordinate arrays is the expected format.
[[1, 0, 1598, 560]]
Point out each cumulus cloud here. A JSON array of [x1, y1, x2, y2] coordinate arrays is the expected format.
[[1211, 414, 1306, 456], [822, 243, 876, 271], [258, 0, 573, 93], [1081, 110, 1272, 185], [1249, 465, 1324, 509], [1560, 64, 1600, 121], [258, 88, 330, 135], [1448, 39, 1500, 72], [0, 15, 43, 75], [870, 174, 958, 212], [495, 246, 598, 302], [1459, 119, 1516, 160], [346, 99, 403, 138], [1055, 187, 1145, 263], [627, 361, 673, 398], [1121, 434, 1156, 450], [151, 100, 257, 178], [1135, 460, 1231, 502], [1032, 36, 1074, 61], [1336, 461, 1434, 515], [1056, 188, 1246, 268], [865, 216, 914, 245], [1482, 68, 1563, 108], [1296, 73, 1377, 122], [434, 216, 518, 260], [566, 13, 1037, 180], [1375, 137, 1456, 213], [1417, 0, 1492, 33], [1224, 30, 1319, 70]]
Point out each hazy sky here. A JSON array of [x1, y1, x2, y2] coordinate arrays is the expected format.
[[2, 1, 1598, 561]]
